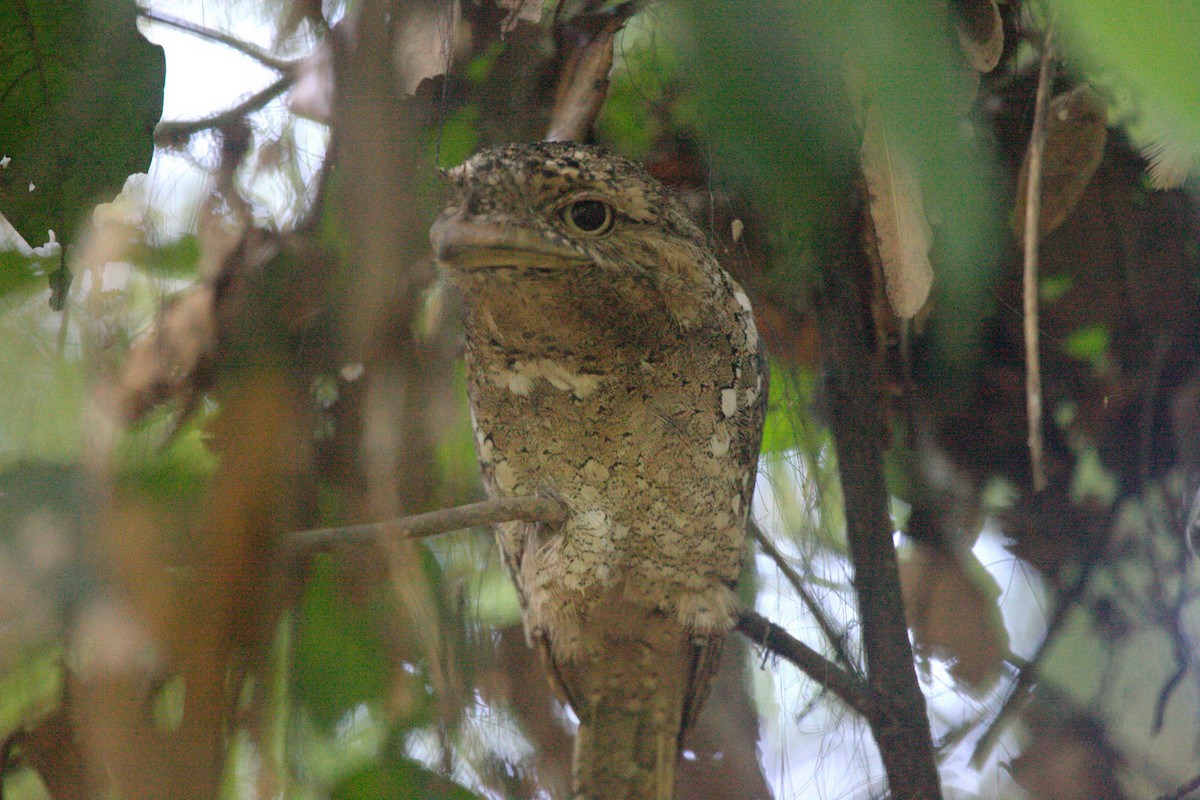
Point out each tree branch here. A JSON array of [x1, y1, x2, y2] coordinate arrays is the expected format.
[[1021, 17, 1056, 493], [1159, 771, 1200, 800], [137, 6, 299, 73], [750, 523, 858, 671], [735, 609, 887, 726], [812, 183, 942, 795], [155, 75, 294, 147], [285, 495, 569, 554], [970, 534, 1103, 767], [287, 498, 898, 735]]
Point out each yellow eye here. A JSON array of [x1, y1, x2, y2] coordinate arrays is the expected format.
[[562, 199, 614, 236]]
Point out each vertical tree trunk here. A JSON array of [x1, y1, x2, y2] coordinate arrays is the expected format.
[[812, 189, 943, 799]]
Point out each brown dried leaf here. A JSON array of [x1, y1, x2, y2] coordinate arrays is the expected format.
[[898, 542, 1007, 691], [288, 39, 333, 122], [1014, 85, 1109, 240], [950, 0, 1004, 73], [545, 2, 641, 143], [861, 107, 934, 319], [392, 0, 461, 94], [1010, 712, 1125, 800]]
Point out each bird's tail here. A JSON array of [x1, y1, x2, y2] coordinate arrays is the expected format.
[[566, 597, 697, 800]]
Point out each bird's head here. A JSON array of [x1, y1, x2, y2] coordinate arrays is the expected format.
[[431, 142, 720, 327]]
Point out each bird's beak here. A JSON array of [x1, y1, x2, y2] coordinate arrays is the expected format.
[[431, 212, 584, 271]]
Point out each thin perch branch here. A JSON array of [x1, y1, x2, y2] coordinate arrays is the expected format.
[[138, 6, 299, 73], [287, 499, 894, 733], [750, 523, 858, 671], [1159, 771, 1200, 800], [1022, 18, 1056, 493], [287, 495, 569, 554], [735, 609, 889, 727], [155, 75, 294, 147]]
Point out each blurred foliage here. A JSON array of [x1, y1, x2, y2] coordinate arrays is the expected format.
[[1055, 0, 1200, 140], [294, 556, 393, 730], [0, 0, 164, 300]]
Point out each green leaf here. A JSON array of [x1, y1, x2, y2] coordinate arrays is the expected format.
[[294, 555, 390, 728], [0, 0, 165, 251], [332, 756, 479, 800], [131, 236, 201, 278], [1062, 324, 1112, 374], [0, 249, 43, 299], [1055, 0, 1200, 143], [115, 413, 217, 506]]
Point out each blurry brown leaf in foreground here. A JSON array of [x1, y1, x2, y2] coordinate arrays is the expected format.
[[1014, 85, 1108, 240], [1010, 707, 1126, 800], [898, 541, 1007, 692], [74, 373, 310, 799], [546, 2, 642, 142]]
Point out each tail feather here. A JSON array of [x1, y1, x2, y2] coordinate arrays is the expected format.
[[564, 593, 714, 800]]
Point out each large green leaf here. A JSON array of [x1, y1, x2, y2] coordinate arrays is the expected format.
[[0, 249, 43, 298], [294, 555, 391, 728], [332, 754, 479, 800], [0, 0, 164, 251], [1055, 0, 1200, 141]]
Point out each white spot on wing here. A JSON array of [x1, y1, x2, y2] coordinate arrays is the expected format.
[[494, 460, 517, 492], [721, 388, 738, 418], [493, 358, 601, 398]]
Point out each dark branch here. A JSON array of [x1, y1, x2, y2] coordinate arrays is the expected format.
[[970, 542, 1103, 767], [812, 175, 942, 794], [137, 6, 298, 73], [735, 609, 888, 726], [750, 523, 858, 671], [155, 75, 294, 147], [1160, 772, 1200, 800]]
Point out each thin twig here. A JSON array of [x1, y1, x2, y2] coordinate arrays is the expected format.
[[155, 75, 295, 146], [286, 495, 569, 553], [1160, 771, 1200, 800], [1022, 17, 1056, 493], [970, 547, 1099, 767], [137, 6, 299, 73], [750, 524, 858, 671], [735, 609, 887, 726]]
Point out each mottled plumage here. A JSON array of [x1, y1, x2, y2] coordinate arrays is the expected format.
[[431, 142, 767, 800]]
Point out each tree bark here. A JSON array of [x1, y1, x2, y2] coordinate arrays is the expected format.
[[812, 189, 943, 799]]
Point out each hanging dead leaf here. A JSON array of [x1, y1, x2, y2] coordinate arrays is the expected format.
[[950, 0, 1004, 73], [898, 541, 1007, 692], [1010, 710, 1125, 800], [289, 39, 333, 122], [545, 2, 642, 142], [392, 0, 461, 94], [1014, 85, 1109, 240], [861, 107, 935, 319]]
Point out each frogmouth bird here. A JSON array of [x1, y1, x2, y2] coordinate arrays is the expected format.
[[431, 142, 767, 800]]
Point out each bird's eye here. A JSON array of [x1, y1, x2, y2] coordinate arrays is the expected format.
[[563, 199, 614, 236]]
